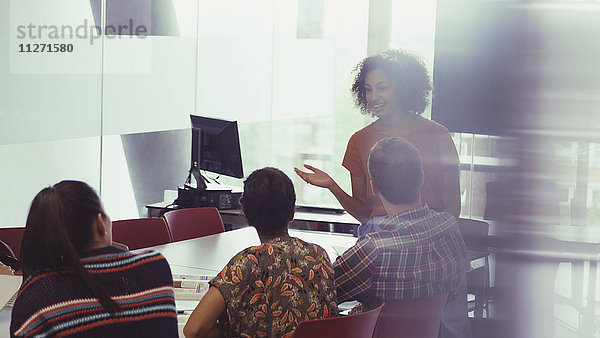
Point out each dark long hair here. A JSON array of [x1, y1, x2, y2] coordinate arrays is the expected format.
[[20, 180, 120, 314], [240, 168, 296, 238]]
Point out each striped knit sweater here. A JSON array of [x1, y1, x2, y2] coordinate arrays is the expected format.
[[10, 246, 178, 337]]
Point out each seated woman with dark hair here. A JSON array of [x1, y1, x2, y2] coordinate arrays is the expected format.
[[184, 167, 338, 338], [10, 180, 178, 337]]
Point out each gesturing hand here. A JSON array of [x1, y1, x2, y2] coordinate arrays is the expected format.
[[294, 165, 335, 189]]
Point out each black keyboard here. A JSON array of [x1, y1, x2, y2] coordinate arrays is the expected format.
[[295, 205, 346, 214]]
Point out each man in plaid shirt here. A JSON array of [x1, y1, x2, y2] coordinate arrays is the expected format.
[[333, 137, 470, 336]]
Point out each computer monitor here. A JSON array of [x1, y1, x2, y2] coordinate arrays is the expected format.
[[188, 115, 244, 188]]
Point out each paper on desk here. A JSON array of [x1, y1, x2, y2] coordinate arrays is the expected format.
[[0, 275, 22, 310], [173, 275, 214, 301], [332, 245, 350, 256]]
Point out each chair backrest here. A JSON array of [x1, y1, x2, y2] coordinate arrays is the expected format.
[[112, 218, 172, 250], [0, 227, 25, 259], [373, 292, 448, 338], [163, 207, 225, 242], [292, 302, 384, 338], [0, 239, 20, 271], [457, 218, 489, 251]]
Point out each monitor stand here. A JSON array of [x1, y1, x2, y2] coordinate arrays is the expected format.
[[185, 165, 207, 190]]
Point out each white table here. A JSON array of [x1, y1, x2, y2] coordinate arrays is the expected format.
[[488, 222, 600, 335], [150, 228, 358, 336], [153, 227, 359, 336], [148, 227, 358, 273], [0, 307, 10, 337], [0, 228, 357, 337]]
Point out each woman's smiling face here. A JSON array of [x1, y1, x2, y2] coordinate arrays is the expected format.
[[364, 68, 402, 119]]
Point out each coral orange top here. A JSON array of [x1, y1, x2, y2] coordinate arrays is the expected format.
[[342, 118, 460, 218]]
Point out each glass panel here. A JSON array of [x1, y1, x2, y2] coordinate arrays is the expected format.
[[100, 0, 199, 219], [195, 0, 370, 208], [454, 133, 516, 219], [588, 142, 600, 227], [1, 0, 103, 228], [390, 0, 437, 119]]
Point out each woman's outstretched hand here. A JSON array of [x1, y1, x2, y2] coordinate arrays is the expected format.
[[294, 165, 335, 189]]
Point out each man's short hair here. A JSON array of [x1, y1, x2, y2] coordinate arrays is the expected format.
[[368, 137, 423, 204]]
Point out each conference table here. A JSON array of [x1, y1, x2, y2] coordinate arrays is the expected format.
[[151, 227, 361, 335], [488, 223, 600, 335], [0, 226, 491, 336], [0, 306, 9, 337], [148, 226, 359, 274], [0, 228, 358, 337]]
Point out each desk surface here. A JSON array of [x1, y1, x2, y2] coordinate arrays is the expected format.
[[0, 227, 491, 335], [486, 221, 600, 260], [0, 306, 9, 337], [147, 227, 358, 273]]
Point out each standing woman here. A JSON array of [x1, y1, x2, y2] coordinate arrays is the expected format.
[[11, 181, 178, 337], [296, 50, 469, 338], [295, 49, 460, 234]]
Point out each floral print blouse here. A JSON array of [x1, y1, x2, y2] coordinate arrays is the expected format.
[[210, 236, 338, 337]]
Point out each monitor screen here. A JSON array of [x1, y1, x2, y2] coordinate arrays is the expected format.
[[190, 115, 244, 179]]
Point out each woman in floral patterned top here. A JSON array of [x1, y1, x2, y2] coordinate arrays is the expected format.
[[184, 167, 338, 338]]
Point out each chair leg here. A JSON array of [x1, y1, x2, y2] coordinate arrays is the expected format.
[[482, 258, 490, 318], [474, 290, 484, 318]]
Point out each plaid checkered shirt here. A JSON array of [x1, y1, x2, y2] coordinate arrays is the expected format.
[[333, 204, 469, 308]]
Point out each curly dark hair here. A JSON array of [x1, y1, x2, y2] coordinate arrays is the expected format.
[[240, 167, 296, 238], [351, 49, 432, 116]]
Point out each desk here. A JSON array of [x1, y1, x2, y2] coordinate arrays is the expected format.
[[149, 228, 488, 326], [146, 202, 361, 236], [150, 228, 359, 336], [0, 228, 486, 336], [0, 306, 9, 337], [488, 223, 600, 336], [147, 227, 358, 273]]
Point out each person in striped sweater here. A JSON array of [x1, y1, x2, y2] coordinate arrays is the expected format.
[[10, 180, 178, 337]]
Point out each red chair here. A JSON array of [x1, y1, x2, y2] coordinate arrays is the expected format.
[[163, 207, 225, 242], [373, 292, 448, 338], [0, 227, 25, 259], [291, 302, 384, 338], [112, 218, 173, 250], [0, 239, 19, 271]]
